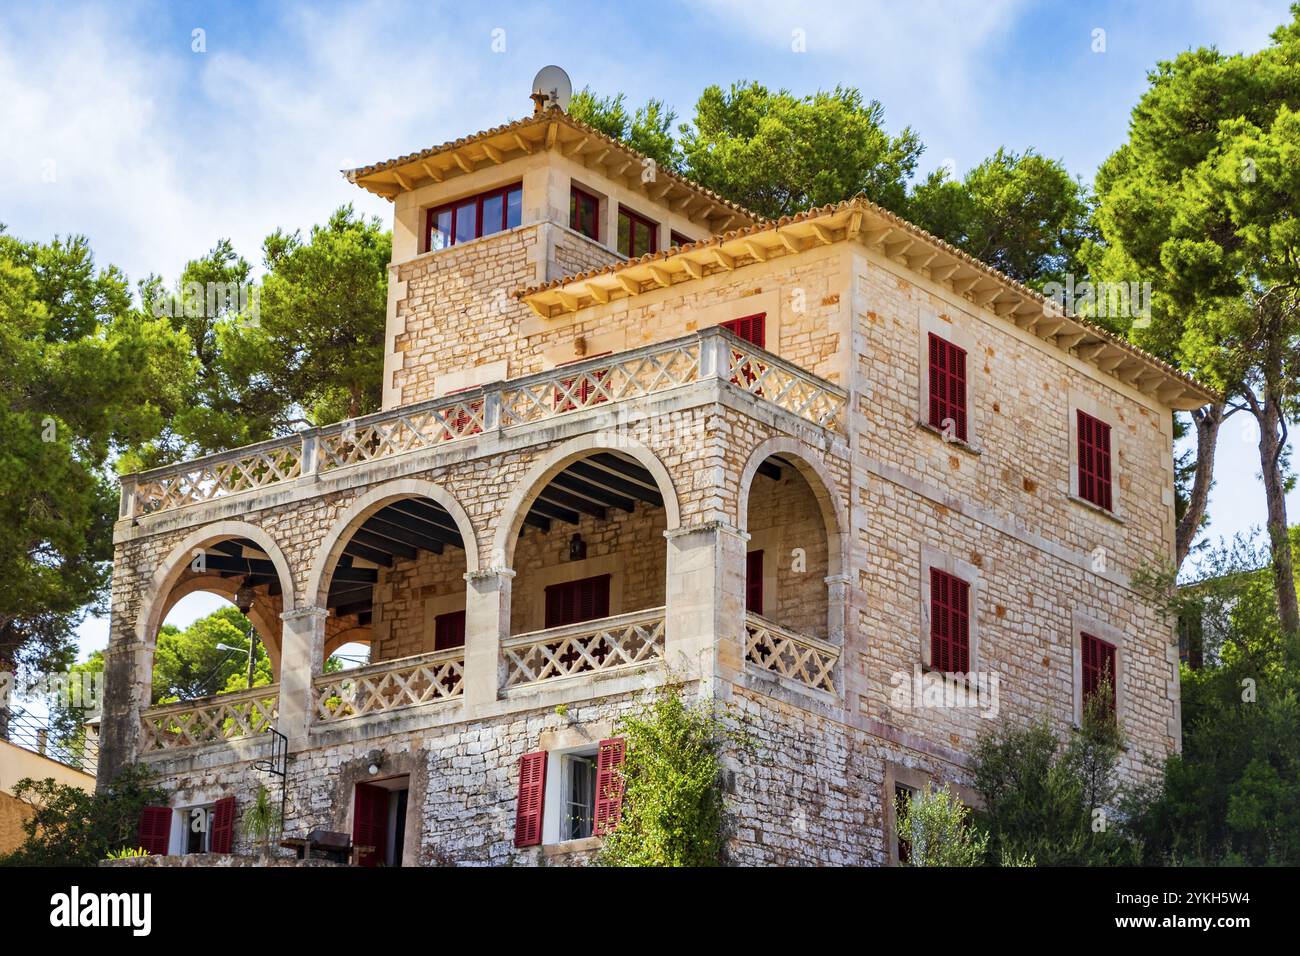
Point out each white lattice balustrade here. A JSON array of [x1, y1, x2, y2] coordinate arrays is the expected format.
[[502, 608, 666, 687], [314, 649, 464, 722], [139, 685, 279, 751], [744, 614, 839, 694]]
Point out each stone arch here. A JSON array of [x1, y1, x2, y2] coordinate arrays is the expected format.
[[134, 520, 297, 691], [305, 478, 481, 610], [490, 432, 681, 570]]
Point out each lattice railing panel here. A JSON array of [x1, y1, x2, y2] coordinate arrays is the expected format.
[[500, 344, 700, 426], [313, 650, 464, 721], [744, 615, 838, 694], [502, 608, 666, 687], [318, 400, 484, 471], [137, 445, 303, 514], [728, 347, 847, 431], [140, 686, 279, 751]]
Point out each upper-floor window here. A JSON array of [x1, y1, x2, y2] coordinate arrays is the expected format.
[[1081, 631, 1117, 715], [745, 550, 764, 614], [929, 568, 970, 674], [426, 182, 522, 252], [927, 333, 968, 442], [670, 230, 693, 248], [544, 573, 611, 628], [618, 206, 657, 258], [1076, 410, 1113, 512], [570, 186, 600, 241], [434, 609, 466, 651], [722, 312, 766, 349]]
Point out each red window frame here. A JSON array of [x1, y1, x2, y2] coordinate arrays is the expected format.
[[425, 182, 522, 251], [929, 567, 970, 674], [137, 806, 172, 856], [1077, 410, 1113, 511], [514, 751, 547, 847], [434, 609, 466, 651], [570, 185, 600, 241], [927, 332, 968, 442], [670, 230, 693, 248], [745, 550, 764, 615], [722, 312, 766, 348], [544, 574, 611, 629], [210, 795, 236, 854], [1081, 631, 1117, 715], [593, 737, 627, 836], [617, 206, 658, 258]]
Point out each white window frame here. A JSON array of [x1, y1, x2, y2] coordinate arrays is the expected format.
[[541, 744, 600, 846]]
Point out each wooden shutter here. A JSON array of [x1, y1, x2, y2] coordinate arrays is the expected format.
[[593, 738, 627, 837], [352, 783, 388, 867], [209, 795, 236, 853], [544, 574, 611, 629], [745, 550, 765, 615], [929, 568, 971, 673], [721, 313, 766, 348], [434, 609, 466, 650], [1081, 632, 1118, 714], [514, 751, 548, 847], [1077, 411, 1113, 511], [137, 806, 172, 856], [927, 333, 968, 442]]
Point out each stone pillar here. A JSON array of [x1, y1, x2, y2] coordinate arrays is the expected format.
[[463, 568, 513, 714], [96, 622, 143, 790], [825, 573, 851, 645], [664, 520, 748, 696], [277, 606, 327, 750]]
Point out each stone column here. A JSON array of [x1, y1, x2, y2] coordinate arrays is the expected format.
[[96, 622, 143, 790], [825, 573, 851, 645], [277, 606, 327, 750], [463, 568, 514, 715], [664, 520, 748, 696]]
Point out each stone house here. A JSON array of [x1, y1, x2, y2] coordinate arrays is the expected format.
[[97, 98, 1217, 865]]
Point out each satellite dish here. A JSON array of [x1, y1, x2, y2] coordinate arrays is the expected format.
[[531, 65, 572, 113]]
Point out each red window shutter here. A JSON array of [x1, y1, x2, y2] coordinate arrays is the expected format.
[[745, 550, 764, 615], [927, 333, 968, 442], [544, 574, 611, 628], [929, 568, 970, 673], [514, 751, 548, 847], [593, 737, 627, 837], [352, 783, 388, 867], [209, 795, 236, 853], [137, 806, 172, 856], [722, 313, 766, 348], [1077, 411, 1113, 511], [434, 609, 466, 650], [1081, 632, 1118, 714]]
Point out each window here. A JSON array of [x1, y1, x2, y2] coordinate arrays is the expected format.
[[544, 574, 611, 628], [927, 332, 968, 442], [1081, 631, 1117, 715], [426, 182, 523, 251], [561, 752, 597, 840], [929, 568, 970, 674], [670, 230, 693, 248], [1077, 410, 1113, 511], [570, 186, 600, 241], [514, 751, 547, 847], [894, 784, 916, 864], [617, 206, 657, 258], [434, 609, 465, 651], [722, 312, 766, 348], [746, 550, 764, 615]]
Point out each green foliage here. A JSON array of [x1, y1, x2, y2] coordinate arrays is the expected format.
[[242, 783, 278, 854], [896, 783, 989, 866], [568, 88, 682, 172], [0, 763, 165, 867], [0, 229, 192, 678], [680, 81, 921, 219], [150, 605, 272, 704], [907, 148, 1092, 288], [597, 685, 745, 867], [1122, 536, 1300, 864], [105, 845, 149, 860], [972, 696, 1134, 866]]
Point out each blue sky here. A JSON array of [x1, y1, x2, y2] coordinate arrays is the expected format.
[[1, 0, 1295, 658]]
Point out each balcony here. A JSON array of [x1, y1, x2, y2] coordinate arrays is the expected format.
[[140, 685, 279, 752], [119, 326, 848, 521]]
